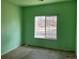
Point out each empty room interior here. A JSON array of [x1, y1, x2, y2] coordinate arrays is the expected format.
[[1, 0, 77, 59]]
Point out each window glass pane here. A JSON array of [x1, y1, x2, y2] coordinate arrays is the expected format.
[[46, 16, 57, 39], [34, 16, 45, 38]]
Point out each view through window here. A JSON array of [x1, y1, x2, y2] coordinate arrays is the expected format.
[[34, 16, 57, 40]]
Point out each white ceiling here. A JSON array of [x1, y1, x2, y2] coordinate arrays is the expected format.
[[8, 0, 72, 6]]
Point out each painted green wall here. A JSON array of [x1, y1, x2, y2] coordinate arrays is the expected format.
[[23, 2, 76, 51], [1, 0, 22, 55]]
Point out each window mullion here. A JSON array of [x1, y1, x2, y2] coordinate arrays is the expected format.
[[45, 16, 46, 38]]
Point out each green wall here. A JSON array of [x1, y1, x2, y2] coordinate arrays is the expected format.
[[23, 1, 76, 51], [1, 0, 22, 55]]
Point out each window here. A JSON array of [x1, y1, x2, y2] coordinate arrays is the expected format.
[[34, 16, 57, 40]]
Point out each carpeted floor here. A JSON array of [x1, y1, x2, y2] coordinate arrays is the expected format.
[[1, 46, 76, 59]]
